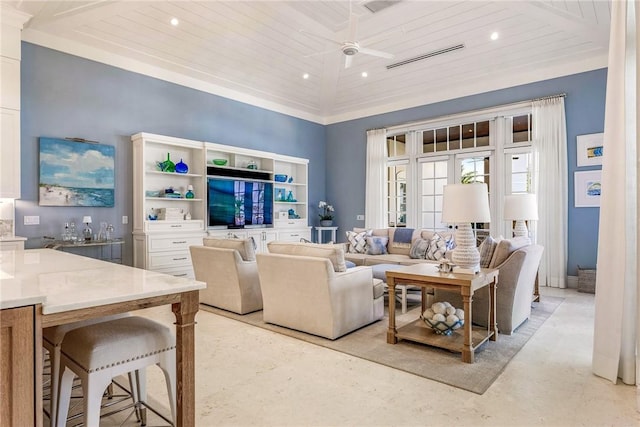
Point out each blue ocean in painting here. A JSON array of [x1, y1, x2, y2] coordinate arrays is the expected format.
[[40, 185, 114, 207]]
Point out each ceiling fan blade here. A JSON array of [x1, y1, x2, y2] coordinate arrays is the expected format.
[[348, 12, 358, 41], [345, 55, 353, 69], [358, 47, 394, 59], [299, 29, 342, 47]]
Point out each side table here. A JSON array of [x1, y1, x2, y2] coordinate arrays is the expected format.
[[315, 226, 338, 244], [385, 264, 499, 363], [44, 239, 125, 263]]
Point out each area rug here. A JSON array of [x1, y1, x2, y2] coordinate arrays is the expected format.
[[199, 296, 563, 394]]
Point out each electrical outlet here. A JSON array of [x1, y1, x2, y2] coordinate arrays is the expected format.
[[356, 214, 365, 221], [24, 215, 40, 225], [122, 216, 128, 224]]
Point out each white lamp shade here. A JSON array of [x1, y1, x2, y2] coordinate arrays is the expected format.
[[441, 183, 491, 223], [503, 194, 538, 220], [82, 216, 92, 224]]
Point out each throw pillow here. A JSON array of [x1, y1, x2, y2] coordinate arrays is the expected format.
[[478, 236, 497, 268], [409, 238, 430, 259], [366, 236, 389, 255], [345, 260, 356, 269], [202, 237, 256, 261], [346, 230, 371, 254], [426, 233, 447, 261], [488, 237, 530, 268]]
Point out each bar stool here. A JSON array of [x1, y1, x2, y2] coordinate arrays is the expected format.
[[43, 313, 129, 426], [56, 316, 176, 427]]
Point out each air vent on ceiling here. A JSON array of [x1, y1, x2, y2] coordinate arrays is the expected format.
[[386, 44, 465, 69], [363, 0, 402, 14]]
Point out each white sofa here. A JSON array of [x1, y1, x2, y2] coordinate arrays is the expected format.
[[256, 241, 384, 340]]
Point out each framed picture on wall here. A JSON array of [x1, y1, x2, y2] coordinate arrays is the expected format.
[[574, 170, 601, 208], [576, 133, 604, 167], [39, 137, 115, 207]]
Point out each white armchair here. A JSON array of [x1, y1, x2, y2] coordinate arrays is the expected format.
[[256, 241, 384, 340], [190, 243, 263, 314]]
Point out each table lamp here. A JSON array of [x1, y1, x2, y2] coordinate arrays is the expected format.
[[82, 216, 92, 242], [441, 183, 491, 274], [503, 194, 538, 238]]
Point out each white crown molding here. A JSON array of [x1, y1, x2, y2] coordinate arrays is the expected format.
[[21, 28, 328, 125], [1, 5, 32, 28]]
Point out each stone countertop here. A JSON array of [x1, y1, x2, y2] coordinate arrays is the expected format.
[[0, 248, 205, 311], [0, 235, 27, 242]]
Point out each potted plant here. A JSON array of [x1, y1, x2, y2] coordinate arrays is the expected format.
[[318, 201, 334, 226]]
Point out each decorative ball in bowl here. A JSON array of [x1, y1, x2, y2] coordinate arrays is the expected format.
[[274, 174, 288, 182], [421, 301, 464, 336], [212, 159, 228, 166]]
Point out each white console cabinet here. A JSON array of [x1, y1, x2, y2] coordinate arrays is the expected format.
[[132, 133, 311, 275]]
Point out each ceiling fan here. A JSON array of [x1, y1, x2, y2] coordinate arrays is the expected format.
[[300, 6, 395, 69]]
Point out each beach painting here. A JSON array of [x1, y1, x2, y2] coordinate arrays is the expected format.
[[39, 137, 115, 207]]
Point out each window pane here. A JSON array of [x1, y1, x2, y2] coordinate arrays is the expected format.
[[422, 130, 435, 153], [510, 152, 532, 192], [513, 114, 531, 143], [462, 123, 475, 148], [387, 134, 407, 156], [476, 120, 490, 146], [419, 160, 448, 231], [387, 164, 407, 227], [436, 128, 448, 152], [449, 126, 461, 150]]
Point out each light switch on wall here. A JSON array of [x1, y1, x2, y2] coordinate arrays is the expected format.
[[24, 215, 40, 225], [356, 214, 365, 221]]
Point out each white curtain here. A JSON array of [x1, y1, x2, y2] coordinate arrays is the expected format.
[[532, 97, 568, 288], [365, 129, 387, 229], [592, 0, 639, 406]]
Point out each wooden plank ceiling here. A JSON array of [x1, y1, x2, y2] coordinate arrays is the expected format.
[[10, 0, 611, 124]]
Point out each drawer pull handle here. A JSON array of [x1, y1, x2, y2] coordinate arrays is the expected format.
[[175, 273, 187, 277], [173, 241, 187, 244], [173, 257, 188, 261], [290, 234, 299, 237], [170, 224, 182, 228]]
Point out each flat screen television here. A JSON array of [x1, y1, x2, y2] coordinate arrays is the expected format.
[[207, 178, 273, 227]]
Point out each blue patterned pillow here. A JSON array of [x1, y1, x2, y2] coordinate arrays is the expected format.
[[409, 238, 430, 259], [366, 236, 389, 255]]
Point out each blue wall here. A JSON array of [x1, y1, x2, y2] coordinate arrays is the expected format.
[[18, 42, 605, 274], [326, 69, 607, 276], [18, 43, 326, 264]]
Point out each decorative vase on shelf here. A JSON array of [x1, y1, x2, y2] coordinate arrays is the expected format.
[[175, 158, 188, 174], [320, 220, 333, 227], [159, 153, 175, 172]]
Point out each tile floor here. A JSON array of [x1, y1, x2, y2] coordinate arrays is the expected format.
[[60, 287, 639, 426]]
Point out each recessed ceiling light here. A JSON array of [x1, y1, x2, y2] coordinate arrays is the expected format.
[[303, 73, 309, 79], [361, 72, 368, 78], [490, 31, 499, 41], [170, 18, 179, 26]]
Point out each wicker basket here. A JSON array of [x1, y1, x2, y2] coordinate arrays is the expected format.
[[577, 265, 596, 294]]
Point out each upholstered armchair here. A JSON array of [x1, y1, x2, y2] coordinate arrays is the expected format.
[[256, 241, 384, 340], [434, 243, 543, 335], [190, 238, 263, 314]]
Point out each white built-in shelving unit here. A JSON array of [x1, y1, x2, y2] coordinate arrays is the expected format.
[[132, 132, 310, 278]]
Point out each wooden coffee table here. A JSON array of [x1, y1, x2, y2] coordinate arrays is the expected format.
[[385, 264, 499, 363]]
